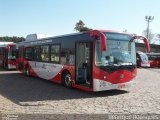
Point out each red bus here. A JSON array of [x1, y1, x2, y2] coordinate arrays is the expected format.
[[146, 53, 160, 68], [0, 46, 5, 67], [136, 51, 150, 68], [0, 43, 17, 69], [16, 30, 150, 91]]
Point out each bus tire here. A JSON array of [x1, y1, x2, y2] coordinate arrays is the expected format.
[[25, 65, 30, 77], [62, 72, 72, 88]]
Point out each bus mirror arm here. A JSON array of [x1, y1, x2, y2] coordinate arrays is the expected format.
[[132, 36, 150, 53], [90, 30, 107, 51]]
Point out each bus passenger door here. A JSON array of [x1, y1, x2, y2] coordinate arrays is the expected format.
[[75, 42, 92, 88], [17, 46, 24, 70], [32, 46, 41, 75]]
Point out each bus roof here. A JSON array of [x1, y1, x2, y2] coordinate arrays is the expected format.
[[25, 32, 84, 41], [16, 30, 133, 48], [0, 42, 14, 46], [24, 30, 132, 42]]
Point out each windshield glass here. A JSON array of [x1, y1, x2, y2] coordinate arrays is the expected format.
[[140, 53, 148, 62], [8, 45, 16, 59], [95, 33, 136, 66]]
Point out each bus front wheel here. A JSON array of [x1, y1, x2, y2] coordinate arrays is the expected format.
[[62, 72, 72, 88]]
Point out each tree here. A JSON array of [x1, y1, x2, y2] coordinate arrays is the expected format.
[[132, 33, 137, 36], [0, 36, 25, 43], [74, 20, 92, 32]]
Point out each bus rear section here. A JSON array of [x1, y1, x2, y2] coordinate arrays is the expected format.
[[0, 47, 5, 67], [1, 44, 17, 69], [147, 53, 160, 68], [16, 31, 150, 92], [136, 51, 150, 68]]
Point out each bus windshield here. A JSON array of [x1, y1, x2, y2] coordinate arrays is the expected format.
[[139, 53, 148, 62], [95, 33, 136, 66]]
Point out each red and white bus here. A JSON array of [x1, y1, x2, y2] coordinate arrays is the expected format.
[[146, 53, 160, 68], [136, 51, 150, 68], [0, 43, 17, 69], [0, 46, 5, 67], [16, 30, 150, 91]]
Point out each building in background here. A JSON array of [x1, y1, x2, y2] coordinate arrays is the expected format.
[[136, 34, 160, 53]]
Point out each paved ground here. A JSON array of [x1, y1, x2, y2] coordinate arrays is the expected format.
[[0, 68, 160, 119]]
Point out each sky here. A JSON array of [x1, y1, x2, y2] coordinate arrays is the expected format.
[[0, 0, 160, 37]]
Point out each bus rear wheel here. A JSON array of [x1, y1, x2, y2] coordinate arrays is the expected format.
[[62, 72, 72, 88], [25, 66, 30, 77]]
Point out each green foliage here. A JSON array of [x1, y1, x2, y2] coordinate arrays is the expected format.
[[78, 27, 91, 32], [132, 33, 137, 36], [0, 36, 25, 43], [74, 20, 92, 32]]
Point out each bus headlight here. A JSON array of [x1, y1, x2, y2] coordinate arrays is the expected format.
[[132, 73, 136, 77], [119, 74, 125, 79]]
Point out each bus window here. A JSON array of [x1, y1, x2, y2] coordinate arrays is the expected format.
[[41, 45, 49, 62], [95, 41, 102, 65], [25, 47, 33, 60], [33, 46, 40, 61], [95, 39, 136, 66], [51, 45, 60, 63], [136, 51, 150, 68]]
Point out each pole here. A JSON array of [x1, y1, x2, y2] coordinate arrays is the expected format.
[[145, 16, 154, 44], [147, 19, 150, 42]]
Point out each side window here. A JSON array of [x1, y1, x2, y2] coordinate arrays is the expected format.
[[0, 48, 5, 56], [34, 46, 40, 61], [41, 45, 49, 62], [51, 45, 60, 63], [25, 47, 33, 60], [61, 49, 74, 65], [61, 50, 67, 64]]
